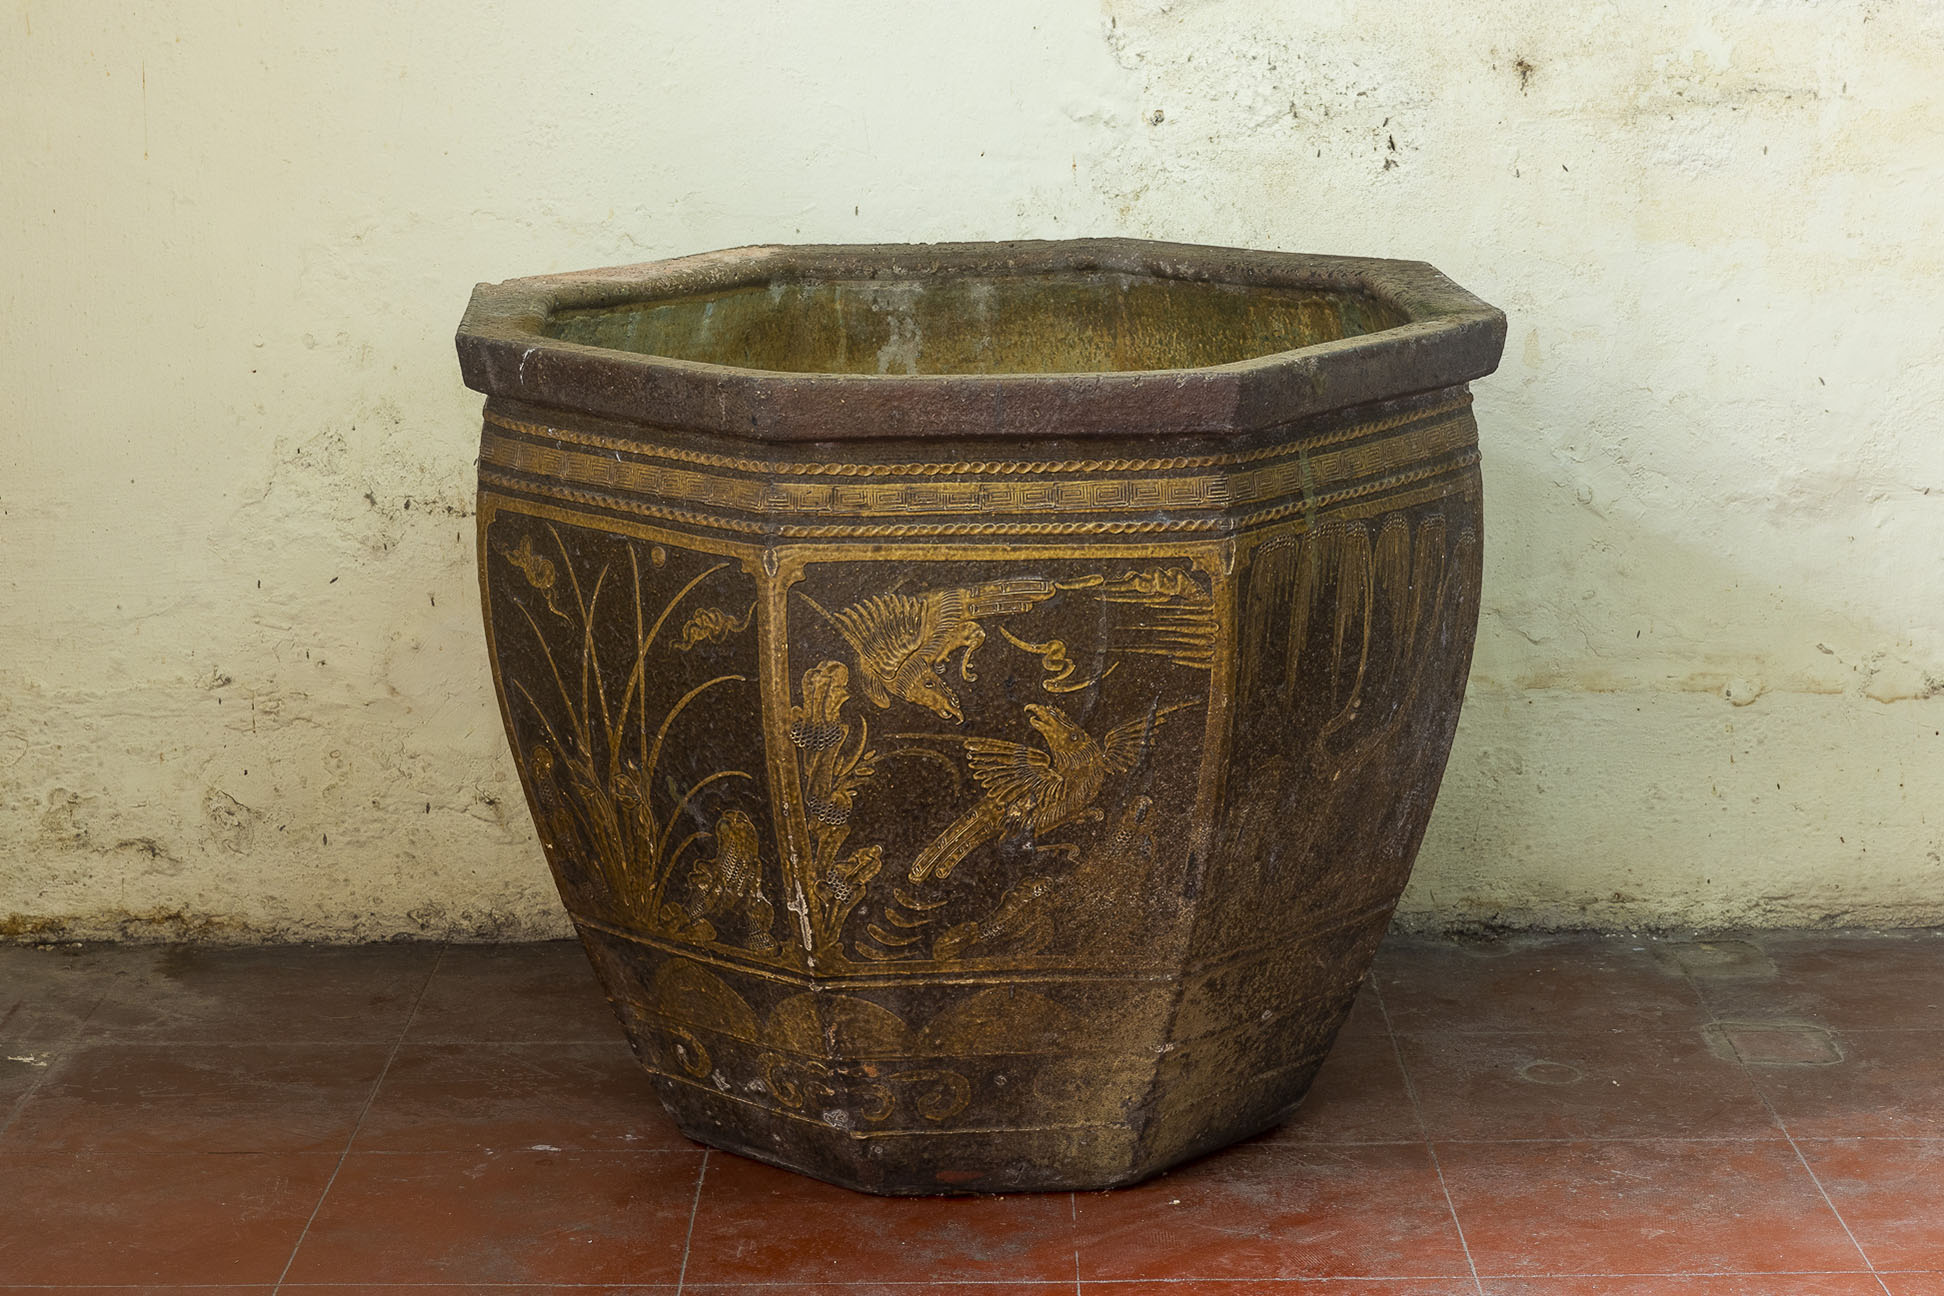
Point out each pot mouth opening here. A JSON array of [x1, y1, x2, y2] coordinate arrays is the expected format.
[[541, 269, 1408, 377]]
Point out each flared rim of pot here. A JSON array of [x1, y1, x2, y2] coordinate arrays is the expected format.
[[455, 238, 1506, 442]]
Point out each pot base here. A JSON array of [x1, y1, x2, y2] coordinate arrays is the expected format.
[[578, 921, 1352, 1194]]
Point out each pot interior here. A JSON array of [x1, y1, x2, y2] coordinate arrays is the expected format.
[[543, 271, 1406, 376]]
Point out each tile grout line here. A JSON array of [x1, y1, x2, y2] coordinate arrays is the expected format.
[[674, 1147, 709, 1294], [10, 1130, 1909, 1157], [1071, 1190, 1081, 1296], [1756, 1087, 1893, 1296], [1673, 941, 1894, 1296], [0, 1052, 54, 1143], [1233, 1133, 1814, 1146], [1065, 1274, 1915, 1288], [270, 941, 447, 1295], [1370, 971, 1485, 1296], [0, 962, 117, 1144], [271, 1276, 1919, 1289]]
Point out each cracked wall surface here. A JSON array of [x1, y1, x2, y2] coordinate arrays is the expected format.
[[2, 0, 1940, 940]]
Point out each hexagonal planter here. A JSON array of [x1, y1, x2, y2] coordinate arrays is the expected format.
[[455, 239, 1504, 1193]]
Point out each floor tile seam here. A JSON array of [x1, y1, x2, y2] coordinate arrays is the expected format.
[[1070, 1190, 1081, 1296], [0, 971, 113, 1037], [398, 1041, 633, 1049], [0, 1286, 1613, 1293], [1422, 1135, 1869, 1157], [1244, 1136, 1434, 1148], [1066, 1277, 1904, 1291], [1391, 1024, 1736, 1037], [0, 1149, 361, 1163], [673, 1147, 709, 1295], [1687, 998, 1928, 1021], [386, 1036, 634, 1046], [1223, 1134, 1805, 1155], [1706, 1025, 1944, 1042], [1690, 950, 1884, 1292], [270, 941, 448, 1295], [1423, 1144, 1486, 1296], [1677, 961, 1801, 1142], [0, 977, 113, 1144], [0, 1150, 347, 1173], [676, 1284, 1252, 1290], [1749, 1080, 1892, 1293], [1462, 1268, 1895, 1278], [0, 1120, 1881, 1159], [0, 1068, 51, 1144], [1073, 1270, 1486, 1285], [0, 1146, 708, 1160], [1366, 977, 1424, 1134], [1783, 1026, 1944, 1035], [65, 943, 450, 1047], [1367, 977, 1484, 1296], [1379, 1022, 1721, 1038], [1420, 1134, 1797, 1147], [71, 1033, 465, 1046], [270, 1285, 1079, 1290], [25, 1038, 426, 1050], [700, 1280, 1487, 1288]]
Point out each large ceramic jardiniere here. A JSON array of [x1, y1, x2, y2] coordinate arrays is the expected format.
[[455, 239, 1504, 1194]]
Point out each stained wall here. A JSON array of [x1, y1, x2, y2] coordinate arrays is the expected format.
[[2, 1, 1939, 939]]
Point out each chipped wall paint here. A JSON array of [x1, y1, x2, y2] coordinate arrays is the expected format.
[[2, 1, 1939, 941]]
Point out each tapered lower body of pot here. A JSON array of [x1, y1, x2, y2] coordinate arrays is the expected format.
[[474, 382, 1482, 1193]]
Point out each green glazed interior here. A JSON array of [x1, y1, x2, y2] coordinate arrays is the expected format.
[[544, 271, 1408, 376]]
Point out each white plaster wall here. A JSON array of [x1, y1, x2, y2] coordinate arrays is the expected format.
[[2, 0, 1938, 940]]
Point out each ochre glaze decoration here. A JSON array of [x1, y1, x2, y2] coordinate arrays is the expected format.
[[461, 239, 1505, 1194]]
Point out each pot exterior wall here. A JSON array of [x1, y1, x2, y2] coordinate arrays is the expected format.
[[475, 386, 1481, 1193]]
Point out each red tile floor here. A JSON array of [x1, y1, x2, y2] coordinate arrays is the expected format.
[[2, 930, 1942, 1293]]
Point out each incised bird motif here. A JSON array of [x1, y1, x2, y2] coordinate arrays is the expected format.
[[906, 698, 1202, 883], [797, 579, 1061, 723]]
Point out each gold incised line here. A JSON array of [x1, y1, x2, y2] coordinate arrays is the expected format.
[[482, 393, 1472, 478], [572, 912, 1183, 986], [480, 450, 1478, 538], [477, 419, 1478, 521], [480, 416, 1478, 511], [645, 1061, 1333, 1138], [481, 470, 1222, 534], [569, 887, 1390, 986], [481, 491, 1237, 563], [632, 1022, 1142, 1062], [639, 1068, 1134, 1137], [629, 973, 1353, 1062]]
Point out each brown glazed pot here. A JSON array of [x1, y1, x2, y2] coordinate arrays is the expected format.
[[455, 239, 1504, 1194]]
